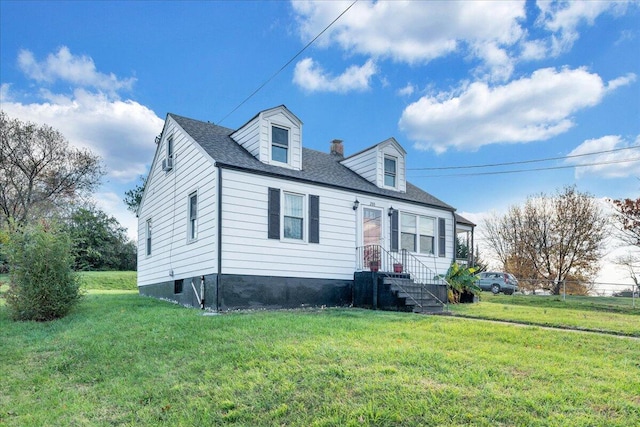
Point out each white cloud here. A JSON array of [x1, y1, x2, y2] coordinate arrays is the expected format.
[[1, 46, 163, 183], [606, 72, 637, 92], [397, 83, 416, 97], [293, 57, 377, 93], [18, 47, 135, 95], [293, 0, 526, 81], [1, 87, 162, 183], [519, 40, 547, 61], [293, 1, 637, 83], [1, 46, 161, 237], [470, 42, 514, 82], [565, 135, 640, 179], [399, 67, 631, 153], [536, 0, 632, 56]]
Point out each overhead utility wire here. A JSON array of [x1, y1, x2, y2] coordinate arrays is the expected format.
[[408, 145, 640, 171], [217, 0, 359, 125], [410, 157, 640, 178]]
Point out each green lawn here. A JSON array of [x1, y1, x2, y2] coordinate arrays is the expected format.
[[449, 294, 640, 337], [1, 276, 639, 426], [0, 271, 137, 292]]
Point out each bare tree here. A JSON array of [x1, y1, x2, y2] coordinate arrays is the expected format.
[[0, 111, 104, 225], [611, 197, 640, 248], [482, 186, 608, 295]]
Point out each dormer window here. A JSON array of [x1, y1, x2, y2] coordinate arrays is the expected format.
[[384, 155, 397, 188], [271, 126, 289, 163]]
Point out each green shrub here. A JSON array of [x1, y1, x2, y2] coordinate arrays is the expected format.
[[3, 222, 82, 321]]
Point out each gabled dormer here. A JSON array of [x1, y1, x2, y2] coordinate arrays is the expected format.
[[230, 105, 303, 171], [341, 137, 407, 193]]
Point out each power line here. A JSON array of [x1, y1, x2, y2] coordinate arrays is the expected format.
[[408, 145, 640, 171], [410, 156, 640, 178], [217, 0, 359, 125]]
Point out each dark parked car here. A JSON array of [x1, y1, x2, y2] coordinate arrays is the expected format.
[[477, 272, 519, 295]]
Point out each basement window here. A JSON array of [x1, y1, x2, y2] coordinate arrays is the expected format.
[[174, 279, 184, 294]]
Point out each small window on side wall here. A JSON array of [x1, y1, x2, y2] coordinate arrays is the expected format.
[[167, 135, 174, 160], [188, 192, 198, 241], [272, 126, 289, 163], [146, 219, 152, 256]]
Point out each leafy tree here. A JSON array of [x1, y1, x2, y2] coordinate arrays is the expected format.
[[482, 186, 607, 295], [65, 207, 137, 271], [3, 221, 82, 321], [123, 176, 146, 214], [0, 111, 104, 225]]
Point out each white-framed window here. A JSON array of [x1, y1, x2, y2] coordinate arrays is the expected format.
[[401, 213, 436, 254], [167, 135, 174, 160], [384, 155, 397, 188], [400, 213, 416, 252], [283, 192, 304, 240], [271, 125, 289, 164], [146, 219, 152, 256], [188, 192, 198, 241], [419, 216, 435, 255]]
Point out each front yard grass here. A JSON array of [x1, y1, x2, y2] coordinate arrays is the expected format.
[[1, 289, 639, 426], [449, 294, 640, 337]]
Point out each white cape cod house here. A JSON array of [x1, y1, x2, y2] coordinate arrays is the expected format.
[[137, 105, 474, 312]]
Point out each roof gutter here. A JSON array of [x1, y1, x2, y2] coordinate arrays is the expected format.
[[213, 161, 456, 213]]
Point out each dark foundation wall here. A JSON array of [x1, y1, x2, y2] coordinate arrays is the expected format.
[[138, 274, 218, 308], [138, 273, 352, 311]]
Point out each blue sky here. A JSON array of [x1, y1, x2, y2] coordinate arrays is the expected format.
[[1, 1, 639, 286]]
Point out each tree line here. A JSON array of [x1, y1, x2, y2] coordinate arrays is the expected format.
[[0, 111, 136, 273], [480, 186, 640, 295]]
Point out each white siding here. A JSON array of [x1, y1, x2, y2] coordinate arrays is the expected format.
[[230, 116, 260, 158], [341, 139, 407, 193], [379, 141, 406, 193], [137, 117, 218, 287], [229, 106, 303, 170], [219, 169, 455, 280], [340, 147, 378, 184], [220, 169, 356, 280], [262, 109, 302, 170]]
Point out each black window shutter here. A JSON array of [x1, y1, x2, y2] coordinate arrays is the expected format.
[[309, 195, 320, 244], [390, 209, 399, 252], [438, 217, 446, 257], [268, 188, 280, 239]]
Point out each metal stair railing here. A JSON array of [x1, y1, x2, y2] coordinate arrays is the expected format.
[[356, 245, 449, 311]]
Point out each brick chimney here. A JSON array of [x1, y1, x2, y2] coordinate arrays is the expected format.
[[330, 139, 344, 158]]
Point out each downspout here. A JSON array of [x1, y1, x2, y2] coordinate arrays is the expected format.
[[452, 211, 457, 265], [216, 166, 223, 311]]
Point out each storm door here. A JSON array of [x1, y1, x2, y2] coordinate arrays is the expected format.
[[363, 207, 382, 271]]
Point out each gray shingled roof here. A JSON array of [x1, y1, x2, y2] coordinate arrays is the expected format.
[[169, 113, 454, 211], [455, 213, 476, 227]]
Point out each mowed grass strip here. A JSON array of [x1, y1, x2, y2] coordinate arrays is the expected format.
[[0, 271, 137, 292], [449, 294, 640, 337], [1, 289, 639, 426]]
